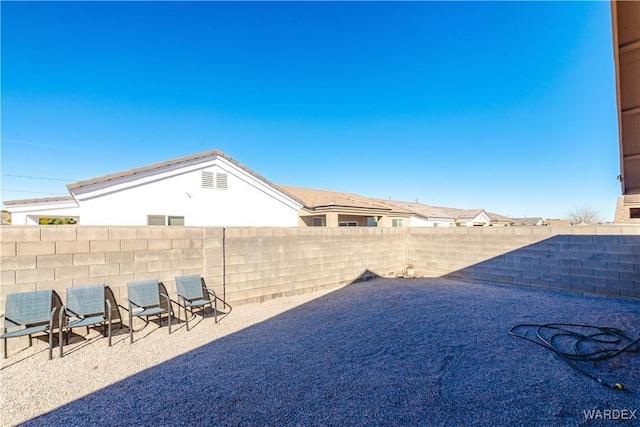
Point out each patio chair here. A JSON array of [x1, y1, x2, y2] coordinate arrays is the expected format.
[[1, 290, 63, 360], [126, 279, 172, 343], [62, 284, 112, 355], [175, 275, 223, 330]]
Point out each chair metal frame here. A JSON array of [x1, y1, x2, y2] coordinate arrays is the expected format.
[[126, 280, 172, 343], [175, 275, 219, 331], [1, 290, 63, 360], [62, 284, 113, 356]]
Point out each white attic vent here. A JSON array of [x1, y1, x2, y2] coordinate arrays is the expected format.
[[216, 173, 228, 190], [202, 171, 228, 190], [202, 171, 214, 189]]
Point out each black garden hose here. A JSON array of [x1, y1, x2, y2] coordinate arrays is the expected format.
[[509, 323, 640, 390]]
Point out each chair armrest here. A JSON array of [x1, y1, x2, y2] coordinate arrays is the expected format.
[[204, 288, 218, 301], [160, 293, 171, 310], [127, 299, 141, 310]]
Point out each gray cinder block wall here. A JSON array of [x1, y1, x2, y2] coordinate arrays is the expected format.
[[1, 225, 639, 317], [409, 226, 640, 299], [0, 226, 406, 312]]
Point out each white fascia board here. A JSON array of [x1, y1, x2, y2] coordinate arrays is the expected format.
[[71, 155, 302, 211], [215, 157, 303, 211], [8, 199, 79, 214], [71, 156, 219, 201], [474, 211, 491, 222]]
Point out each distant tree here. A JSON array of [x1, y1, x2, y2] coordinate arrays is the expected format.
[[567, 206, 604, 225]]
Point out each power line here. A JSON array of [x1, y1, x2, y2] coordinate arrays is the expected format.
[[0, 163, 83, 173], [1, 138, 144, 159], [2, 174, 76, 182]]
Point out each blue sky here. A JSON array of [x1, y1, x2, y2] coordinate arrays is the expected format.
[[1, 1, 621, 220]]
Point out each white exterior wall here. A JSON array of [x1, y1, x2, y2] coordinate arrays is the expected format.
[[409, 216, 455, 227], [8, 202, 80, 225], [460, 212, 491, 227], [73, 157, 301, 226]]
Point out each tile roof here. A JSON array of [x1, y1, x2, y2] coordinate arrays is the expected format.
[[281, 187, 411, 213], [65, 150, 304, 205], [377, 199, 455, 219], [380, 199, 487, 220], [510, 217, 543, 226], [3, 195, 76, 206]]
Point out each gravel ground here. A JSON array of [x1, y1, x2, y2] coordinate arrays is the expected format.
[[1, 278, 639, 427]]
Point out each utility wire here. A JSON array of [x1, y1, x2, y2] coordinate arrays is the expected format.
[[0, 163, 83, 173], [1, 138, 144, 159], [2, 174, 76, 182]]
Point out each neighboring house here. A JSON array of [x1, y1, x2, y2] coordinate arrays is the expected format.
[[545, 219, 572, 227], [511, 217, 544, 226], [5, 149, 522, 228], [5, 196, 79, 226], [375, 200, 456, 227], [486, 212, 515, 226], [281, 186, 412, 227], [5, 150, 303, 227], [450, 209, 494, 227], [378, 200, 513, 227], [614, 195, 640, 224]]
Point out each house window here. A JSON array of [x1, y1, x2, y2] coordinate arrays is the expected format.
[[168, 216, 185, 226], [312, 217, 326, 227], [202, 171, 228, 190], [339, 222, 358, 227], [147, 215, 166, 226], [147, 215, 185, 226], [392, 219, 404, 227], [366, 217, 378, 227], [631, 208, 640, 219]]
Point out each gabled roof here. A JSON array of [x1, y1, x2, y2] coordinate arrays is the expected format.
[[511, 217, 543, 226], [380, 199, 514, 224], [67, 150, 302, 205], [281, 187, 411, 214], [377, 199, 456, 219], [5, 150, 304, 208]]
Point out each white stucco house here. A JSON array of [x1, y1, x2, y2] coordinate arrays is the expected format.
[[378, 200, 514, 227], [5, 150, 303, 226]]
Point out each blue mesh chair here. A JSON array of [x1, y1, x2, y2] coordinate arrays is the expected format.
[[1, 290, 63, 360], [175, 275, 220, 331], [126, 280, 172, 343], [63, 284, 112, 355]]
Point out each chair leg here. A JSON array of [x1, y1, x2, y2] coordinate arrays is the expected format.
[[59, 326, 64, 359], [48, 328, 53, 360], [129, 311, 134, 344]]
